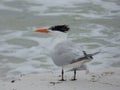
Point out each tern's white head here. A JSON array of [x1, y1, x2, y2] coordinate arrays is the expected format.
[[34, 25, 69, 33], [34, 25, 70, 49], [34, 24, 70, 38]]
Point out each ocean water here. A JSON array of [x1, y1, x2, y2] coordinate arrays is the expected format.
[[0, 0, 120, 80]]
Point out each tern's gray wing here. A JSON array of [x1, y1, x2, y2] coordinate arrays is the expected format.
[[51, 41, 83, 66]]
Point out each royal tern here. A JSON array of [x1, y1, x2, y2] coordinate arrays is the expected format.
[[34, 25, 99, 81]]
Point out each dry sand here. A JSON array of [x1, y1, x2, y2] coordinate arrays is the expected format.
[[0, 67, 120, 90]]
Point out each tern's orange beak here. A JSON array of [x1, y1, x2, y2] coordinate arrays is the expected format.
[[34, 28, 49, 33]]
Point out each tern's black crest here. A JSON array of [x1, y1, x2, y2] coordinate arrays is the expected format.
[[49, 25, 70, 32]]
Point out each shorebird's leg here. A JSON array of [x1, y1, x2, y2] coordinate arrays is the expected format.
[[84, 65, 89, 74], [71, 69, 77, 81], [59, 68, 65, 81], [85, 69, 89, 74]]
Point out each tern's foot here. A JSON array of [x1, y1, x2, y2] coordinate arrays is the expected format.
[[70, 78, 77, 81], [59, 79, 66, 81]]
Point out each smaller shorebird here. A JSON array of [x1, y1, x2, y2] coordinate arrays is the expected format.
[[34, 25, 100, 81]]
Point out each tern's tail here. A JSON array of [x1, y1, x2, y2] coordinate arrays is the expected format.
[[82, 50, 100, 59], [71, 50, 100, 64], [91, 50, 101, 56]]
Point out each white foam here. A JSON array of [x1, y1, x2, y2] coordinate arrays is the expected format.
[[0, 4, 22, 12], [27, 0, 90, 13], [1, 0, 15, 1], [13, 65, 42, 73], [92, 0, 120, 11], [27, 0, 89, 7], [27, 0, 119, 19]]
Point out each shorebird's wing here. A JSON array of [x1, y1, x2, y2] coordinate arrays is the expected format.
[[51, 41, 83, 66]]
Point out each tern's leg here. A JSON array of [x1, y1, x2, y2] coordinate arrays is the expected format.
[[71, 69, 77, 81], [59, 69, 65, 81], [85, 69, 89, 74]]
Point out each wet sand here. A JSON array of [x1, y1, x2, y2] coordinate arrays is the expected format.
[[0, 67, 120, 90]]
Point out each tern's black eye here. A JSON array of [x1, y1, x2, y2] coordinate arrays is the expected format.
[[49, 25, 70, 32]]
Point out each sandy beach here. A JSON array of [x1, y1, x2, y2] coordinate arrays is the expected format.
[[0, 67, 120, 90]]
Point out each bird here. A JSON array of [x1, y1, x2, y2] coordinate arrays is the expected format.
[[34, 25, 100, 81]]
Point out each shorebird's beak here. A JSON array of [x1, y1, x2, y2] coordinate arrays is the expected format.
[[34, 28, 49, 33]]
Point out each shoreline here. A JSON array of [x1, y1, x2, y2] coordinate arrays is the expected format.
[[0, 67, 120, 90]]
